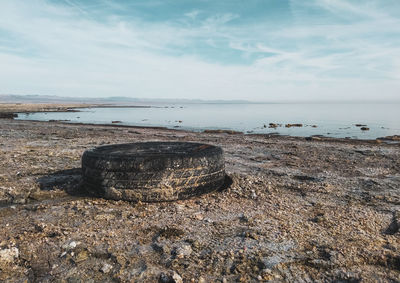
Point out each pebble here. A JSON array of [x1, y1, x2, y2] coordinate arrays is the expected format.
[[175, 204, 185, 212], [1, 116, 398, 282], [63, 240, 77, 250], [74, 250, 88, 263], [100, 263, 113, 273], [204, 218, 213, 223], [175, 243, 192, 258], [160, 271, 183, 283], [193, 213, 204, 220], [0, 247, 19, 262], [172, 272, 183, 283]]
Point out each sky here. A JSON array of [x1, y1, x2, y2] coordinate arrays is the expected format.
[[0, 0, 400, 102]]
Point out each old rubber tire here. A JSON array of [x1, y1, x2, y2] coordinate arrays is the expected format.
[[81, 142, 225, 202]]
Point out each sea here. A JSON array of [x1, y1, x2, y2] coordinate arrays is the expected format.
[[16, 103, 400, 140]]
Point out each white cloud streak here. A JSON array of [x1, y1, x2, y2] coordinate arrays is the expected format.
[[0, 0, 399, 101]]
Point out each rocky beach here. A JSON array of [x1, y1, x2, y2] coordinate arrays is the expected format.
[[0, 104, 399, 282]]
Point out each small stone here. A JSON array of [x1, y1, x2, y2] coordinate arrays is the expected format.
[[174, 243, 192, 258], [262, 268, 272, 274], [74, 250, 88, 263], [175, 204, 185, 212], [239, 213, 248, 222], [0, 247, 19, 263], [172, 272, 183, 283], [63, 240, 77, 250], [193, 213, 204, 220], [159, 273, 170, 283], [204, 218, 213, 223], [160, 271, 183, 283], [225, 258, 234, 273], [100, 263, 113, 273]]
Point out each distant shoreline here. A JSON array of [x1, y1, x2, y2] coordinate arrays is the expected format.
[[1, 103, 399, 144], [0, 103, 155, 114], [1, 94, 400, 105]]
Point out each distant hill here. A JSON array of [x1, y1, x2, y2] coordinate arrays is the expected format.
[[0, 94, 252, 104]]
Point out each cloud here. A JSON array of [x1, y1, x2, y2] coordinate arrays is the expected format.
[[62, 0, 89, 16], [185, 10, 201, 20], [0, 0, 399, 101]]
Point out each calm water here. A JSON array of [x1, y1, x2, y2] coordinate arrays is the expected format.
[[16, 103, 400, 139]]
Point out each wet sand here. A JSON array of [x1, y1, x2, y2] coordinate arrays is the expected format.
[[0, 104, 399, 282]]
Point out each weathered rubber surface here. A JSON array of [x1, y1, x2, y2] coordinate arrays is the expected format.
[[81, 142, 225, 202]]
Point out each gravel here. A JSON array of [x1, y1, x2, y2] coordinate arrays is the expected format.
[[0, 116, 399, 282]]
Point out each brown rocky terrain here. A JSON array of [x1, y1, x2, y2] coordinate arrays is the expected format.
[[0, 104, 399, 282]]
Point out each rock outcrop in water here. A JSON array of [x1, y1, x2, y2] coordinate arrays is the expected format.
[[285, 123, 303, 128]]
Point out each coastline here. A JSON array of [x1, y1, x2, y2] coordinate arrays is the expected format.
[[0, 102, 154, 114], [2, 103, 399, 143], [0, 104, 399, 281]]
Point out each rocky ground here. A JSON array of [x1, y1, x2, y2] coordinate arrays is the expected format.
[[0, 105, 399, 282]]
